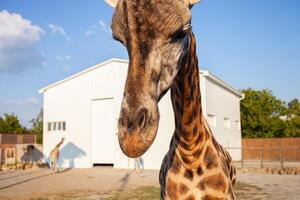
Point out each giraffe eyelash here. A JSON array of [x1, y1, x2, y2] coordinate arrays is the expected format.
[[183, 23, 191, 31]]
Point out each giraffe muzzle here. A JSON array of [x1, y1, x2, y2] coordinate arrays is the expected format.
[[118, 106, 159, 158]]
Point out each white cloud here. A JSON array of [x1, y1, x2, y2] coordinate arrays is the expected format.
[[48, 24, 66, 36], [98, 20, 106, 29], [85, 30, 94, 36], [55, 54, 71, 71], [85, 20, 110, 37], [48, 23, 71, 41], [98, 20, 111, 34], [0, 10, 45, 73]]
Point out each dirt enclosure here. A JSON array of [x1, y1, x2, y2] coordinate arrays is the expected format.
[[0, 167, 300, 200]]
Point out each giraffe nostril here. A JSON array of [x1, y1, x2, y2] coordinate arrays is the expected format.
[[119, 108, 149, 133], [138, 112, 146, 130], [137, 108, 148, 131]]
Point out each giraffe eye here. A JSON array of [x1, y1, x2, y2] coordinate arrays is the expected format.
[[171, 29, 188, 40]]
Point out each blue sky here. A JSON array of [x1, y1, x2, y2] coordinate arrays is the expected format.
[[0, 0, 299, 127]]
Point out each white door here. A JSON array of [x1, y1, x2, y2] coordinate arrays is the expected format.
[[92, 98, 115, 164]]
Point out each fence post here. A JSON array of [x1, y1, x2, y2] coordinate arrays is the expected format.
[[298, 148, 300, 165], [241, 148, 244, 168], [280, 149, 284, 169], [260, 148, 264, 168]]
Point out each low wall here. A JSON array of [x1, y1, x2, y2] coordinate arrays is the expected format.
[[242, 138, 300, 161], [0, 134, 36, 144]]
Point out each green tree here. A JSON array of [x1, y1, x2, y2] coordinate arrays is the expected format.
[[284, 99, 300, 137], [29, 109, 43, 144], [287, 98, 300, 117], [0, 113, 27, 133], [240, 88, 287, 138]]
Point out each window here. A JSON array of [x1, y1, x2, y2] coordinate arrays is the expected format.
[[6, 149, 15, 159], [47, 121, 66, 132], [224, 118, 231, 129], [207, 114, 216, 128], [48, 122, 51, 131], [62, 122, 66, 131], [53, 122, 57, 130], [11, 150, 14, 158], [235, 120, 241, 130]]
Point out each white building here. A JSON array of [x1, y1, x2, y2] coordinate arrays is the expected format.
[[39, 58, 244, 169]]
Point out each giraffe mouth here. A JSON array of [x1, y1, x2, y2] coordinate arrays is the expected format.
[[118, 106, 159, 158]]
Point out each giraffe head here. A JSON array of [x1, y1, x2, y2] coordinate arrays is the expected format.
[[106, 0, 200, 158]]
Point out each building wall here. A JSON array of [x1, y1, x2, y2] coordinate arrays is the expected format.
[[43, 61, 128, 168], [204, 78, 242, 160], [42, 60, 242, 169]]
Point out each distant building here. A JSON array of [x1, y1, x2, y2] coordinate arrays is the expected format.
[[0, 134, 40, 165], [39, 58, 244, 169]]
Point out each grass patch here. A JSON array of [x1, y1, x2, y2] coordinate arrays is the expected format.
[[29, 182, 269, 200], [29, 187, 159, 200], [104, 186, 160, 200]]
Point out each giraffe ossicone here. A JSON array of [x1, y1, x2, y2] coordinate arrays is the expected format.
[[105, 0, 201, 8], [105, 0, 236, 199]]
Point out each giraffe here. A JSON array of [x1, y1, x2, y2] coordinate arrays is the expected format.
[[49, 137, 64, 174], [105, 0, 236, 199]]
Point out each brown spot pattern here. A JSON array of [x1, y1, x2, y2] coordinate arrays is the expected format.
[[204, 146, 218, 169], [197, 166, 203, 175], [184, 169, 194, 181], [197, 173, 227, 193], [166, 178, 178, 199], [179, 183, 189, 195], [186, 194, 196, 200]]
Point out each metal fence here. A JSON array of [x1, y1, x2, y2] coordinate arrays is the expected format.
[[226, 147, 300, 169]]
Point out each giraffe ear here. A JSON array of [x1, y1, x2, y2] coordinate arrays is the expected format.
[[104, 0, 118, 8]]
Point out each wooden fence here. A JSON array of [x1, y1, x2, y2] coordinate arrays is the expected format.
[[0, 134, 36, 144], [242, 138, 300, 161]]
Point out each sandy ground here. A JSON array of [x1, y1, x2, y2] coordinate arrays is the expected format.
[[237, 173, 300, 200], [0, 167, 158, 199], [0, 167, 299, 199]]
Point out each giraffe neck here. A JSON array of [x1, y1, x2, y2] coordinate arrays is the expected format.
[[170, 31, 208, 168], [56, 140, 64, 148]]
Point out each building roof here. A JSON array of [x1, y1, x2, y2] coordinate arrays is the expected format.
[[200, 70, 244, 99], [39, 58, 244, 99]]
